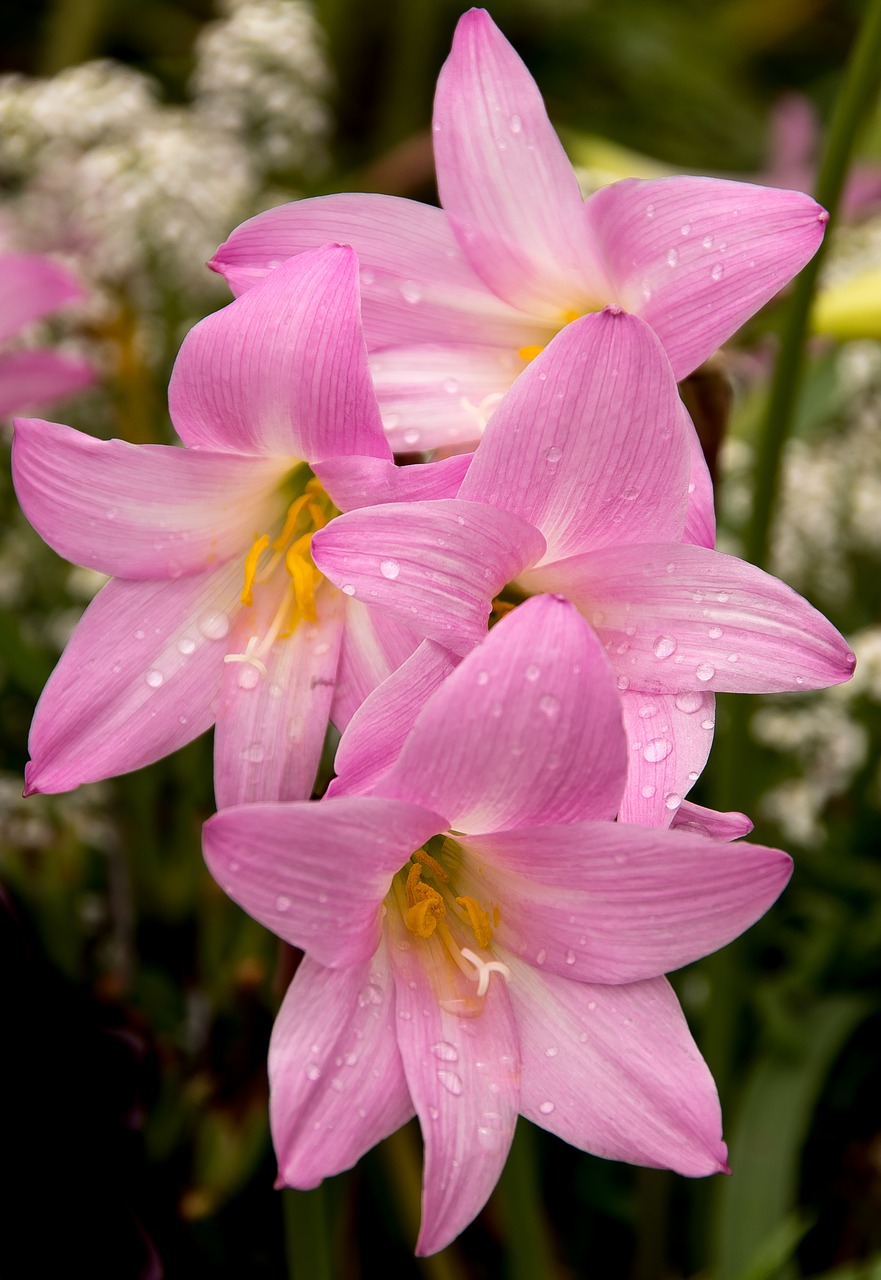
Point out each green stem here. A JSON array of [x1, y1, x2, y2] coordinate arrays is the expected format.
[[745, 0, 881, 571], [283, 1185, 332, 1280], [493, 1122, 562, 1280]]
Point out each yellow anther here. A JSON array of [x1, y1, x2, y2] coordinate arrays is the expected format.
[[411, 848, 449, 881], [405, 861, 424, 905], [456, 896, 493, 949], [284, 543, 318, 626], [518, 343, 545, 363], [406, 883, 446, 938], [272, 494, 311, 553], [241, 534, 270, 606], [560, 308, 581, 325]]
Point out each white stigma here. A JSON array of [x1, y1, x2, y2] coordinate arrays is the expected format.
[[223, 634, 268, 679], [460, 948, 512, 998]]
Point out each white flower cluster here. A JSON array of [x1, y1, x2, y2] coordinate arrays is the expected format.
[[193, 0, 332, 174]]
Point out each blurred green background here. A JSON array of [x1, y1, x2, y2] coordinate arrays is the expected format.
[[1, 0, 881, 1276]]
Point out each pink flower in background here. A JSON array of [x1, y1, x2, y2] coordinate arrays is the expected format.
[[13, 246, 510, 805], [203, 596, 792, 1255], [0, 253, 94, 417], [310, 308, 855, 825], [210, 8, 828, 452]]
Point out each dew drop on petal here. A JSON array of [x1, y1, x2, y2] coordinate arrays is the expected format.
[[430, 1042, 459, 1063], [675, 691, 704, 714], [380, 559, 400, 580], [199, 612, 229, 641], [727, 653, 739, 663], [525, 663, 540, 682], [476, 670, 489, 686], [641, 784, 656, 798], [437, 1070, 463, 1096], [701, 718, 715, 731], [276, 895, 291, 912], [539, 1100, 555, 1115], [711, 263, 724, 281], [145, 670, 163, 688], [665, 792, 683, 810], [177, 636, 196, 655], [545, 446, 562, 463], [708, 626, 723, 639], [242, 742, 265, 764], [400, 281, 422, 303], [535, 949, 547, 965], [341, 584, 356, 596], [510, 113, 522, 133], [667, 248, 679, 267], [702, 234, 713, 249], [539, 693, 560, 717], [238, 666, 261, 690], [545, 1046, 558, 1058], [617, 675, 630, 690], [643, 738, 673, 763], [653, 636, 677, 659], [305, 1063, 321, 1081], [566, 950, 576, 965], [133, 629, 145, 641], [402, 428, 420, 447], [696, 663, 715, 681], [638, 702, 659, 719], [680, 223, 692, 235]]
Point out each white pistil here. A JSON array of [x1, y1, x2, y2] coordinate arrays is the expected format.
[[223, 634, 268, 679], [460, 948, 512, 997], [459, 392, 505, 434]]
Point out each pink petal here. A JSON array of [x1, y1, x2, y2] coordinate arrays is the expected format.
[[270, 946, 413, 1188], [313, 452, 470, 514], [459, 310, 689, 560], [369, 342, 526, 453], [202, 794, 446, 968], [672, 800, 753, 841], [13, 417, 285, 579], [0, 351, 94, 416], [378, 595, 627, 832], [169, 245, 389, 461], [328, 641, 459, 799], [586, 176, 828, 379], [384, 905, 519, 1257], [210, 192, 536, 347], [24, 563, 243, 794], [214, 582, 346, 807], [460, 821, 791, 983], [312, 499, 546, 657], [531, 542, 856, 693], [509, 961, 728, 1176], [685, 423, 716, 549], [330, 598, 423, 730], [617, 690, 715, 828], [0, 253, 85, 343], [434, 11, 611, 315]]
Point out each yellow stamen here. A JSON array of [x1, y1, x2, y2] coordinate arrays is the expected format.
[[560, 308, 581, 325], [284, 542, 318, 626], [271, 494, 312, 552], [411, 848, 449, 881], [456, 896, 493, 949], [518, 343, 545, 363], [240, 534, 270, 606], [405, 881, 446, 938]]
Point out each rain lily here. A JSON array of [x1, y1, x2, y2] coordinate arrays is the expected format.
[[0, 253, 93, 417], [210, 8, 829, 452], [310, 308, 856, 825], [12, 245, 505, 804], [203, 595, 793, 1254]]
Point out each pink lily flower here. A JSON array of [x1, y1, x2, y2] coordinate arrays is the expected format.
[[203, 595, 793, 1255], [310, 308, 855, 826], [0, 253, 94, 417], [210, 8, 828, 452], [12, 246, 505, 804]]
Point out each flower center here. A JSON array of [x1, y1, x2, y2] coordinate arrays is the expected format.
[[517, 308, 582, 364], [224, 473, 338, 679], [392, 842, 510, 999]]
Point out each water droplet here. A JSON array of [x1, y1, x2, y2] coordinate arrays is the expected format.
[[242, 742, 265, 764], [428, 1105, 439, 1120], [727, 652, 739, 662], [539, 1101, 555, 1115], [667, 247, 679, 267], [437, 1070, 463, 1096], [638, 702, 659, 719], [535, 949, 547, 966], [680, 223, 692, 235], [314, 641, 330, 656], [643, 738, 673, 763], [702, 234, 713, 249], [565, 950, 576, 965], [442, 377, 460, 394], [641, 784, 656, 798], [276, 894, 291, 912], [539, 693, 559, 717], [379, 558, 400, 580], [238, 666, 261, 690], [358, 984, 383, 1008], [400, 281, 422, 303], [305, 1063, 321, 1081], [653, 636, 677, 659], [525, 663, 540, 682], [145, 670, 163, 688], [177, 636, 196, 655], [545, 1046, 558, 1058], [510, 113, 522, 133], [402, 428, 420, 447], [646, 203, 655, 219], [701, 718, 715, 730], [341, 584, 356, 596], [111, 662, 122, 674], [675, 691, 704, 714], [621, 485, 639, 501], [696, 663, 715, 681], [665, 792, 683, 810], [199, 612, 229, 641], [133, 629, 145, 641], [708, 626, 722, 639], [711, 263, 724, 281], [398, 1009, 412, 1021], [545, 445, 562, 464], [616, 675, 630, 690], [430, 1042, 459, 1063]]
